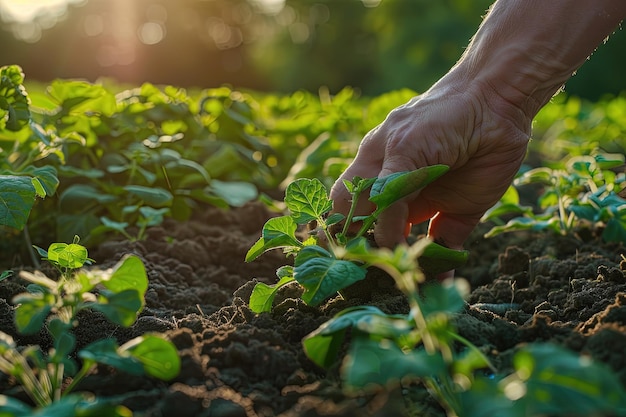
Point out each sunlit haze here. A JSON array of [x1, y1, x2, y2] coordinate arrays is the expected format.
[[0, 0, 83, 22]]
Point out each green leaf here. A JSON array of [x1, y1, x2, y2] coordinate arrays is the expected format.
[[100, 216, 129, 234], [79, 338, 144, 375], [26, 166, 59, 198], [285, 178, 333, 224], [343, 337, 447, 390], [294, 253, 367, 306], [12, 292, 54, 334], [603, 213, 626, 243], [511, 343, 626, 416], [249, 275, 295, 313], [209, 180, 258, 207], [245, 216, 302, 262], [0, 175, 36, 230], [138, 206, 169, 227], [0, 394, 33, 416], [419, 242, 469, 275], [418, 281, 467, 317], [47, 242, 88, 269], [484, 217, 562, 238], [0, 270, 13, 281], [369, 165, 449, 212], [121, 335, 181, 380], [123, 185, 173, 207], [101, 254, 148, 296], [92, 289, 143, 327], [303, 305, 391, 368], [594, 152, 625, 169]]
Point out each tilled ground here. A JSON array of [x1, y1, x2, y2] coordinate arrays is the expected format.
[[1, 201, 625, 416]]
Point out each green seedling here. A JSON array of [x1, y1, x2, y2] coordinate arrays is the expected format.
[[303, 241, 626, 417], [483, 153, 626, 242], [0, 238, 180, 414], [245, 165, 469, 313]]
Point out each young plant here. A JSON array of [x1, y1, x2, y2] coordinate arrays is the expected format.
[[0, 238, 180, 414], [245, 165, 469, 313], [303, 241, 626, 417], [483, 152, 626, 242]]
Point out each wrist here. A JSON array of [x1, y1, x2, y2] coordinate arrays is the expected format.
[[446, 0, 626, 125]]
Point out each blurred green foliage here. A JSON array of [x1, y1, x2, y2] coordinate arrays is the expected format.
[[1, 0, 624, 99]]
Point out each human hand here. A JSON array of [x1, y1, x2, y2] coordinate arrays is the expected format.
[[330, 79, 531, 252]]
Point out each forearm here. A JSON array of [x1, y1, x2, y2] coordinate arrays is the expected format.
[[450, 0, 626, 121]]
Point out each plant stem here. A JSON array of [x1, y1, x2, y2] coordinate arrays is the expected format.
[[23, 225, 40, 269], [446, 331, 497, 374], [340, 190, 363, 238], [63, 361, 95, 397]]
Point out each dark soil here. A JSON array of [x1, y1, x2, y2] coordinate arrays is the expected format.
[[1, 201, 625, 416]]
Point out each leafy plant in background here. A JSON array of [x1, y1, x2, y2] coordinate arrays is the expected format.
[[302, 241, 626, 417], [482, 152, 626, 242], [0, 237, 180, 415], [0, 65, 60, 233], [245, 165, 469, 313]]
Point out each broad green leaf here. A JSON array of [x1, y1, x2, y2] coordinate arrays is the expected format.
[[249, 275, 295, 313], [209, 180, 258, 207], [511, 343, 626, 416], [457, 377, 520, 417], [12, 292, 54, 334], [294, 256, 366, 306], [79, 338, 144, 375], [92, 289, 143, 327], [343, 337, 447, 390], [285, 178, 333, 224], [47, 79, 116, 116], [417, 281, 467, 317], [47, 242, 88, 269], [121, 335, 181, 380], [26, 166, 59, 198], [0, 175, 36, 230], [369, 165, 449, 212], [123, 185, 173, 207], [325, 212, 345, 226], [303, 305, 393, 368], [245, 216, 301, 262], [47, 317, 73, 340], [101, 254, 148, 296]]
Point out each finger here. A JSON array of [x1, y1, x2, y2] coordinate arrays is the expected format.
[[374, 200, 410, 248]]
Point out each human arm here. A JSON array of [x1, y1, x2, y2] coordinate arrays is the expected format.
[[330, 0, 626, 253]]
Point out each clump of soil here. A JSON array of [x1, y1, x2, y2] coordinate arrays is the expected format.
[[1, 201, 625, 416]]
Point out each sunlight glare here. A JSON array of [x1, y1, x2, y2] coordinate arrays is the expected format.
[[0, 0, 83, 23]]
